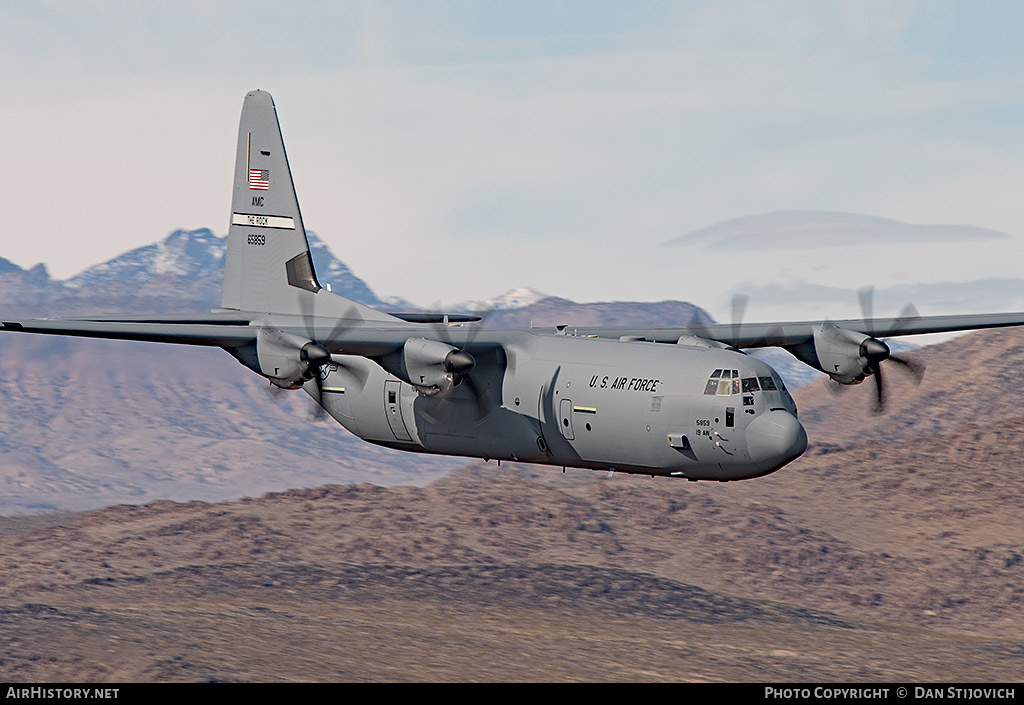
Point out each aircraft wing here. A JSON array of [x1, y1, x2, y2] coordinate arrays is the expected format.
[[5, 310, 1024, 354], [0, 315, 259, 348], [568, 311, 1024, 348], [0, 313, 471, 356]]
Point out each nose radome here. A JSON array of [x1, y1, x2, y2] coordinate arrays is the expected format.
[[746, 410, 808, 474]]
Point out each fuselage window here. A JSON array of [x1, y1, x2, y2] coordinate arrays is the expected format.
[[758, 376, 777, 391], [742, 377, 760, 393]]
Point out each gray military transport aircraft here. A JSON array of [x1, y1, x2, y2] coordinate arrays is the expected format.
[[5, 90, 1024, 482]]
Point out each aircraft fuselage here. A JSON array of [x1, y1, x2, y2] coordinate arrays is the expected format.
[[314, 333, 807, 481]]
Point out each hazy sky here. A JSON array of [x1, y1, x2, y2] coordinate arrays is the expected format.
[[3, 1, 1024, 319]]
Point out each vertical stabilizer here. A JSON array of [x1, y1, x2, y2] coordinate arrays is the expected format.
[[221, 91, 399, 323], [222, 90, 317, 313]]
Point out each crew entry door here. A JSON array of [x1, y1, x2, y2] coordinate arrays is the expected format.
[[384, 380, 413, 442], [559, 398, 575, 440]]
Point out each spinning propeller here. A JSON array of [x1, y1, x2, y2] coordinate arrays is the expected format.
[[855, 286, 926, 414], [260, 293, 366, 422], [424, 306, 495, 422], [730, 288, 925, 414]]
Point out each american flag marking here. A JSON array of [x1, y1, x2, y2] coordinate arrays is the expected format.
[[249, 168, 269, 190]]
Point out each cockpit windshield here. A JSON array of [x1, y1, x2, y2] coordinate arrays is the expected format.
[[703, 369, 785, 396]]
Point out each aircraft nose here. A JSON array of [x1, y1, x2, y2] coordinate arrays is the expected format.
[[746, 410, 808, 474]]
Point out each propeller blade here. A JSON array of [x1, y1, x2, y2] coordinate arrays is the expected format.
[[292, 292, 364, 419], [331, 357, 370, 391], [308, 372, 329, 422], [889, 353, 926, 385], [760, 325, 787, 348], [871, 362, 886, 415], [873, 295, 925, 403], [462, 375, 493, 423], [731, 293, 749, 344], [852, 288, 926, 414], [463, 307, 497, 420], [465, 306, 495, 347], [423, 396, 454, 424], [825, 377, 849, 397], [264, 380, 315, 420], [858, 285, 875, 335], [426, 302, 496, 418], [890, 302, 921, 335], [264, 381, 288, 403]]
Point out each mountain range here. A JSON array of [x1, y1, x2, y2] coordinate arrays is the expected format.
[[2, 325, 1024, 680], [0, 223, 1014, 516], [0, 228, 719, 515], [2, 224, 1024, 680], [0, 228, 384, 316]]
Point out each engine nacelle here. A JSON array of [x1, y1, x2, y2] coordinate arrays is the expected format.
[[228, 328, 331, 389], [787, 323, 888, 384], [377, 337, 475, 395]]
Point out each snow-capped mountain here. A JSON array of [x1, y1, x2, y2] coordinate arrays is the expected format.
[[303, 232, 382, 306], [59, 228, 384, 307], [440, 288, 551, 314], [484, 287, 550, 310], [65, 228, 227, 288]]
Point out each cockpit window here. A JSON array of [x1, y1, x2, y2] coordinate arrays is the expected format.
[[703, 369, 745, 395], [704, 370, 785, 396]]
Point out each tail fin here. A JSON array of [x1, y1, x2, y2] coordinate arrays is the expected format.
[[222, 90, 316, 313], [221, 90, 393, 322]]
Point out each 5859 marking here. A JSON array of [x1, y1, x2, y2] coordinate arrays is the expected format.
[[247, 233, 266, 246]]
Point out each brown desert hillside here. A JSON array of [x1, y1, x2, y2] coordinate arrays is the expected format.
[[2, 308, 1024, 680], [1, 405, 1023, 681], [795, 326, 1024, 450]]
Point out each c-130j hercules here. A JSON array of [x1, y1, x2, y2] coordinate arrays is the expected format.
[[5, 90, 1024, 481]]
